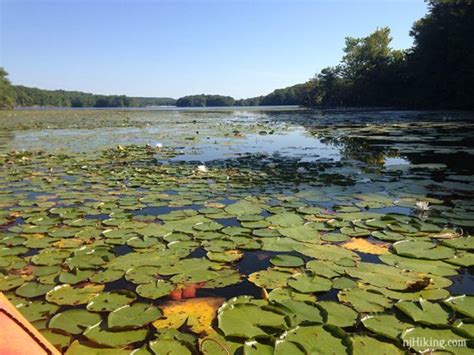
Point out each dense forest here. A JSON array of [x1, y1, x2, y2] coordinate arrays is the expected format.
[[304, 0, 474, 109], [0, 1, 472, 110], [176, 94, 235, 107], [0, 80, 176, 109]]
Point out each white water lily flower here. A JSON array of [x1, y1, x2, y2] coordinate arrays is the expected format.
[[197, 165, 208, 173], [296, 167, 308, 174], [155, 142, 163, 148], [415, 201, 431, 212]]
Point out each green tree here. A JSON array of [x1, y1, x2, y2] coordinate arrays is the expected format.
[[0, 68, 15, 109], [407, 0, 474, 109]]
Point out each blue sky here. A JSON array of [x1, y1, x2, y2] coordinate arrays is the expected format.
[[1, 0, 427, 99]]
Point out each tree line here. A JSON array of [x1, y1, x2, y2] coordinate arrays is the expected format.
[[0, 79, 176, 109], [303, 0, 474, 109], [169, 1, 474, 110], [1, 1, 472, 110]]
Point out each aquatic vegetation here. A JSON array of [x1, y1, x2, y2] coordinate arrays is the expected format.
[[0, 108, 473, 353]]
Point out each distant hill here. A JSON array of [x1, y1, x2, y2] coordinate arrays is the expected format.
[[12, 85, 176, 108]]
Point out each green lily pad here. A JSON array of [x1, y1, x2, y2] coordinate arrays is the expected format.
[[401, 327, 468, 353], [90, 269, 124, 283], [15, 282, 54, 298], [266, 212, 303, 227], [149, 339, 192, 354], [278, 225, 319, 242], [109, 303, 162, 329], [345, 262, 430, 291], [268, 287, 316, 303], [361, 313, 412, 340], [317, 301, 358, 328], [395, 299, 450, 326], [275, 299, 324, 326], [270, 255, 305, 267], [49, 309, 102, 335], [248, 268, 292, 289], [136, 280, 174, 299], [46, 284, 105, 306], [65, 340, 130, 354], [59, 269, 94, 284], [288, 273, 332, 293], [0, 275, 29, 291], [275, 325, 347, 354], [125, 266, 160, 284], [17, 300, 59, 322], [224, 200, 262, 216], [218, 302, 286, 339], [379, 253, 458, 276], [338, 288, 391, 312], [87, 290, 136, 312], [443, 295, 474, 318], [350, 335, 404, 355], [392, 240, 455, 260], [84, 322, 148, 347]]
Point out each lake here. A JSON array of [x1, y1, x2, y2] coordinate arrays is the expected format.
[[0, 107, 473, 353]]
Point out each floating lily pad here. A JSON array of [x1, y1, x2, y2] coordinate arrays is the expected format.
[[49, 309, 102, 335], [46, 284, 105, 306], [270, 255, 305, 267], [392, 240, 455, 260], [84, 322, 148, 348], [149, 339, 192, 354], [87, 290, 136, 312], [395, 299, 450, 326], [15, 282, 54, 298], [288, 273, 332, 293], [275, 325, 347, 354], [317, 301, 357, 328], [224, 200, 262, 216], [248, 268, 292, 289], [401, 327, 468, 353], [109, 303, 162, 329], [17, 300, 59, 322], [443, 295, 474, 318], [218, 302, 286, 338], [350, 335, 404, 355], [361, 313, 412, 340], [338, 288, 391, 312]]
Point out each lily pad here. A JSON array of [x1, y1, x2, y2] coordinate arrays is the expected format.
[[84, 322, 148, 347], [154, 297, 224, 334], [350, 335, 404, 355], [288, 273, 332, 293], [109, 303, 162, 329], [275, 325, 347, 354], [87, 290, 136, 312], [218, 302, 286, 338], [270, 255, 305, 267], [361, 313, 412, 340], [395, 299, 450, 326], [338, 288, 391, 312], [443, 295, 474, 318], [49, 309, 102, 335], [136, 280, 174, 299], [392, 240, 455, 260], [46, 284, 105, 306]]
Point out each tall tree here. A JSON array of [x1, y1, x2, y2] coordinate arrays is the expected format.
[[0, 68, 15, 109], [408, 0, 474, 109]]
